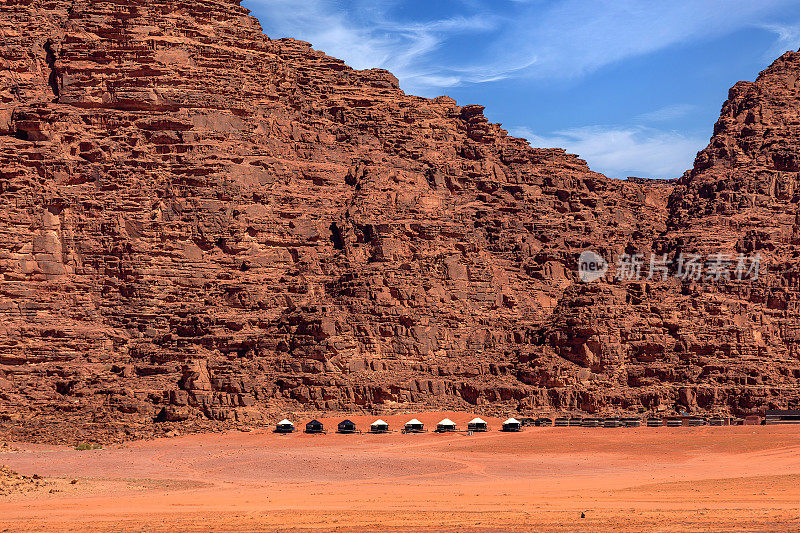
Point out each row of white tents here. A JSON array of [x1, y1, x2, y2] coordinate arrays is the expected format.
[[275, 417, 522, 434]]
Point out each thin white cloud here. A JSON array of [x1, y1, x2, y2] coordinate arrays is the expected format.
[[510, 125, 705, 179], [636, 104, 697, 123], [247, 0, 500, 94], [760, 23, 800, 61], [488, 0, 796, 81], [247, 0, 800, 94]]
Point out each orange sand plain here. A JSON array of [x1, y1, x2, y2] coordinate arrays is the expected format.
[[1, 412, 800, 532]]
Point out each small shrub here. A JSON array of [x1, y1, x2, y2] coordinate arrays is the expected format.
[[74, 442, 102, 451]]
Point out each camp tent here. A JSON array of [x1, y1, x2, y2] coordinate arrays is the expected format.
[[305, 419, 325, 434], [404, 418, 424, 433], [370, 419, 389, 433], [501, 418, 521, 432], [275, 419, 295, 433], [337, 419, 358, 434], [467, 417, 488, 432], [436, 418, 457, 432]]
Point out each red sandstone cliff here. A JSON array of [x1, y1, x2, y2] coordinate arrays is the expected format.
[[0, 0, 797, 442]]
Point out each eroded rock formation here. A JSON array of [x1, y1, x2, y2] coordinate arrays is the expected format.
[[0, 0, 798, 442]]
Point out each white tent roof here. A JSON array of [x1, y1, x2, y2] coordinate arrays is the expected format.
[[277, 419, 294, 426], [371, 419, 389, 426], [437, 418, 456, 426], [469, 417, 486, 424], [504, 418, 520, 424], [405, 418, 422, 425]]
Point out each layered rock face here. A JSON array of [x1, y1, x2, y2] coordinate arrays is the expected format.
[[542, 52, 800, 419], [654, 51, 800, 413], [561, 51, 800, 419], [669, 51, 800, 239], [0, 0, 797, 442]]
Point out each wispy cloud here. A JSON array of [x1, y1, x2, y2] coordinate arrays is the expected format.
[[636, 104, 698, 123], [248, 0, 500, 93], [248, 0, 800, 94], [760, 22, 800, 61], [487, 0, 796, 81], [510, 125, 705, 179]]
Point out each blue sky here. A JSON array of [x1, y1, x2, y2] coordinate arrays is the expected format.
[[246, 0, 800, 179]]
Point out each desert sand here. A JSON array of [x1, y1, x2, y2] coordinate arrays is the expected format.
[[1, 413, 799, 532]]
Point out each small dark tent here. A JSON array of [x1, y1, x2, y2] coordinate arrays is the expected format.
[[404, 418, 424, 433], [337, 419, 358, 434], [501, 418, 522, 432], [305, 419, 325, 434], [275, 419, 295, 434], [436, 418, 457, 433], [467, 417, 488, 432], [370, 419, 389, 433]]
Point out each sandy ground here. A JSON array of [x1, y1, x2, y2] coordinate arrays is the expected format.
[[1, 412, 800, 532]]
